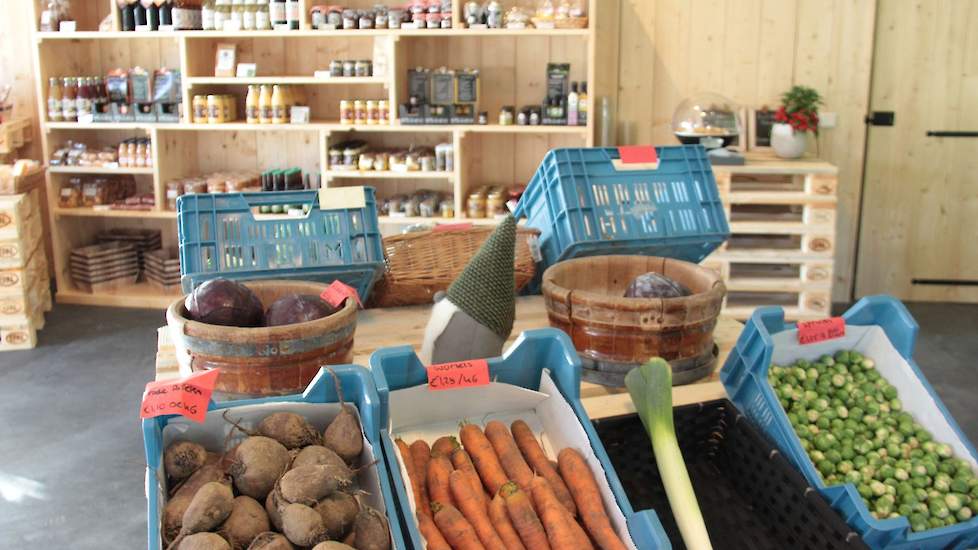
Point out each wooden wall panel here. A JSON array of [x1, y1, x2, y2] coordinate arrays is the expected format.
[[601, 0, 876, 301]]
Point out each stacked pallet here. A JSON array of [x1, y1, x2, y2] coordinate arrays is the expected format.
[[705, 154, 838, 321], [144, 248, 181, 292], [0, 169, 50, 351]]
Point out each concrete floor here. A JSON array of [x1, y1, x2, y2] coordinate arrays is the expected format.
[[0, 302, 975, 548]]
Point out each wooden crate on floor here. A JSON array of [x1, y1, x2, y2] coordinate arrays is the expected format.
[[0, 242, 48, 296], [0, 212, 43, 270], [711, 155, 839, 321], [0, 301, 44, 351], [0, 187, 40, 240]]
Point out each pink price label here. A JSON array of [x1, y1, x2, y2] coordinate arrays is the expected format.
[[797, 317, 846, 345], [140, 369, 220, 424], [618, 145, 658, 164], [426, 359, 490, 391], [320, 280, 363, 308]]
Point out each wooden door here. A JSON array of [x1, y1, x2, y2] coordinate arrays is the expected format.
[[855, 0, 978, 301]]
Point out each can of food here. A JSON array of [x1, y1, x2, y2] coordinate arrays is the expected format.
[[193, 95, 208, 123], [354, 100, 366, 124], [207, 95, 221, 124], [355, 60, 372, 77]]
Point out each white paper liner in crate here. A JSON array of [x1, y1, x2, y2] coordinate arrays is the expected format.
[[771, 325, 977, 472], [152, 401, 393, 544], [386, 369, 638, 549]]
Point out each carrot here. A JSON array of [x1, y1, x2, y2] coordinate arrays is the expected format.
[[557, 448, 627, 550], [485, 420, 534, 489], [451, 449, 489, 513], [407, 440, 432, 516], [511, 420, 577, 516], [432, 435, 461, 457], [432, 501, 487, 550], [530, 476, 594, 550], [397, 438, 431, 519], [500, 481, 551, 550], [460, 424, 509, 495], [490, 494, 527, 550], [418, 512, 452, 550], [427, 455, 455, 508], [450, 470, 506, 550]]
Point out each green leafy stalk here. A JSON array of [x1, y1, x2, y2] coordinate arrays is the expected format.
[[626, 359, 713, 550]]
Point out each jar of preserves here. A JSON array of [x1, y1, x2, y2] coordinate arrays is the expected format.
[[166, 181, 183, 210], [499, 106, 515, 125], [355, 60, 372, 77], [339, 100, 353, 124], [207, 95, 221, 124], [365, 100, 378, 125], [342, 60, 356, 77], [487, 188, 506, 217], [193, 95, 208, 123], [378, 100, 389, 124], [439, 199, 454, 218], [353, 100, 366, 124], [328, 146, 343, 167], [467, 191, 486, 219], [329, 60, 343, 77]]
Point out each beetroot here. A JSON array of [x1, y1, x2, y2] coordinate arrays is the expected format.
[[186, 279, 264, 327], [624, 272, 691, 299], [264, 294, 336, 327]]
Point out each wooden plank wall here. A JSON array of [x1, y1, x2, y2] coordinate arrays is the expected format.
[[599, 0, 877, 302]]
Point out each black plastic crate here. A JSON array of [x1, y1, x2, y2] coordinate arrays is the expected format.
[[593, 399, 868, 550]]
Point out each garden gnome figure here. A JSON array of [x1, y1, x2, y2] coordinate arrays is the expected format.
[[419, 215, 517, 364]]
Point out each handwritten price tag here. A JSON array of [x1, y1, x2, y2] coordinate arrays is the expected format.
[[797, 317, 846, 345], [140, 369, 220, 423], [426, 359, 490, 391], [321, 280, 363, 308]]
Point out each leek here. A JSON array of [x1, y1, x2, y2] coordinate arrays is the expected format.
[[625, 358, 713, 550]]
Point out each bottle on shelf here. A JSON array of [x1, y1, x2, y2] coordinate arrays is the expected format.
[[229, 0, 244, 30], [254, 0, 270, 29], [76, 77, 92, 120], [270, 0, 286, 29], [143, 0, 160, 30], [578, 81, 588, 126], [47, 77, 63, 122], [285, 0, 300, 30], [246, 85, 259, 124], [242, 0, 256, 30], [171, 0, 204, 30], [259, 84, 273, 124], [567, 82, 579, 126], [134, 0, 148, 27], [271, 85, 287, 124], [62, 77, 77, 122], [213, 0, 229, 31], [160, 0, 174, 26], [120, 0, 137, 31], [201, 0, 215, 30]]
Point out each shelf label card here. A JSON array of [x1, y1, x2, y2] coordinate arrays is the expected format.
[[426, 359, 490, 391], [433, 223, 473, 232], [618, 145, 659, 165], [140, 369, 219, 423], [319, 186, 366, 211], [321, 280, 362, 308], [797, 317, 846, 345]]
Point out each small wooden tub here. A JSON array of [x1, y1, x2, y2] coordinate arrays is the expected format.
[[542, 256, 725, 385], [166, 280, 357, 399]]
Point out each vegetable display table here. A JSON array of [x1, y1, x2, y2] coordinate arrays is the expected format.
[[154, 295, 743, 418]]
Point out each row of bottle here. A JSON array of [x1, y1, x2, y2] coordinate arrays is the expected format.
[[119, 0, 203, 31], [339, 99, 390, 125], [191, 85, 306, 124], [47, 77, 109, 122], [202, 0, 301, 32]]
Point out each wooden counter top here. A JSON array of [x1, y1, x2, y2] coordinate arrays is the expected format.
[[156, 296, 743, 419]]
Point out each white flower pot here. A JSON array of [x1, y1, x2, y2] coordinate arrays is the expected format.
[[771, 123, 808, 159]]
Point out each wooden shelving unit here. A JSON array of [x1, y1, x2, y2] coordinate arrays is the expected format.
[[30, 0, 597, 308]]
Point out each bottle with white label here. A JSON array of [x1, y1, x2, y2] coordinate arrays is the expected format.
[[269, 0, 286, 29], [567, 82, 579, 126], [286, 0, 299, 29], [47, 77, 63, 122], [201, 0, 215, 30], [213, 0, 228, 30], [242, 0, 255, 29], [229, 0, 244, 30], [254, 0, 270, 29]]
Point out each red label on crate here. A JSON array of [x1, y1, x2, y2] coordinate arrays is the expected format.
[[321, 280, 363, 308], [797, 317, 846, 345], [618, 145, 659, 165], [140, 369, 219, 424], [426, 359, 490, 390], [433, 223, 474, 233]]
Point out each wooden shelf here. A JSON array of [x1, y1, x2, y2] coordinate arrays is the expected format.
[[48, 166, 155, 175], [37, 28, 590, 41], [44, 121, 166, 130], [185, 76, 387, 86], [54, 207, 176, 219], [325, 170, 452, 180], [56, 282, 180, 309]]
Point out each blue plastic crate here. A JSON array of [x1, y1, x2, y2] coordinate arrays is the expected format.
[[177, 189, 384, 300], [142, 365, 406, 550], [720, 295, 978, 550], [513, 146, 728, 271], [369, 328, 672, 550]]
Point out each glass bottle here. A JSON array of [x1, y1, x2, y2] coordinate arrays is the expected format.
[[143, 0, 160, 30], [245, 85, 259, 124], [271, 85, 286, 124], [269, 0, 286, 28], [201, 0, 215, 30], [254, 0, 270, 29], [171, 0, 203, 30], [62, 77, 77, 122], [134, 0, 148, 27], [285, 0, 300, 30], [76, 77, 92, 119], [229, 0, 243, 29], [258, 85, 273, 123], [213, 0, 229, 31], [120, 0, 137, 31], [160, 0, 173, 26], [241, 0, 256, 30], [578, 81, 588, 126], [47, 77, 63, 122]]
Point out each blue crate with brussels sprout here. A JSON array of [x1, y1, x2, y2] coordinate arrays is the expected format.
[[722, 295, 978, 549]]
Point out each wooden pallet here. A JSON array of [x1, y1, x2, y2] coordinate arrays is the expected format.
[[702, 255, 833, 289], [715, 171, 838, 202], [722, 288, 831, 321], [717, 232, 834, 257], [0, 118, 33, 156]]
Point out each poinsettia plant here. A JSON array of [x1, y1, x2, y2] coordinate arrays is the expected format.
[[775, 85, 823, 134]]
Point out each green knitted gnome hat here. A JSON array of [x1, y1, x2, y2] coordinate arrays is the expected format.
[[445, 215, 517, 339]]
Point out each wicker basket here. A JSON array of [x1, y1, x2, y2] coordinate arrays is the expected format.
[[369, 226, 540, 308], [542, 255, 726, 370]]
